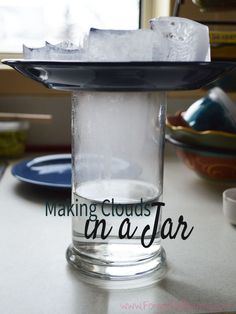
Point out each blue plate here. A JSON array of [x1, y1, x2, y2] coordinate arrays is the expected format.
[[12, 154, 72, 189], [12, 154, 141, 189]]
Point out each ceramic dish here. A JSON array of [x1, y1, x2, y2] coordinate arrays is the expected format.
[[12, 153, 141, 189], [166, 111, 236, 151], [12, 154, 72, 189], [181, 87, 236, 133], [2, 60, 236, 91], [166, 135, 236, 182]]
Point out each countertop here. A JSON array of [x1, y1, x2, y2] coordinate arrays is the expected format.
[[0, 146, 236, 314]]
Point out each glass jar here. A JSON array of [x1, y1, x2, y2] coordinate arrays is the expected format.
[[67, 91, 167, 280]]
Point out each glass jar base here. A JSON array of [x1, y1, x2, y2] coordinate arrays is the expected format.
[[66, 244, 167, 281]]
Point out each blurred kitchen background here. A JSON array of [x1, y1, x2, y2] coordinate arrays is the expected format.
[[0, 0, 236, 151]]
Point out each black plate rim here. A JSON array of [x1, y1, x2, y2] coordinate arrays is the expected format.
[[2, 59, 236, 67]]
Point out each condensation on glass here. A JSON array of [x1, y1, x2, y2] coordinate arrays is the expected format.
[[66, 91, 167, 280]]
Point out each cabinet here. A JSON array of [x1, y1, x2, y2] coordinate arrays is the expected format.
[[171, 0, 236, 93]]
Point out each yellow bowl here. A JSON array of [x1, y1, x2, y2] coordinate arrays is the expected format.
[[166, 112, 236, 152]]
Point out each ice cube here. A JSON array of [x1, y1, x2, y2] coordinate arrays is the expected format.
[[45, 41, 78, 49], [23, 42, 85, 61], [23, 44, 48, 60], [151, 27, 169, 61], [87, 28, 157, 61], [45, 41, 84, 60], [150, 17, 210, 62]]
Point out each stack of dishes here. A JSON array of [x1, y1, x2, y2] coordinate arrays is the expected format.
[[166, 87, 236, 182]]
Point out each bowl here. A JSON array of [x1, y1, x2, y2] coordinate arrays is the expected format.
[[166, 135, 236, 182], [166, 111, 236, 151], [181, 87, 236, 133], [0, 121, 29, 157], [192, 0, 236, 10]]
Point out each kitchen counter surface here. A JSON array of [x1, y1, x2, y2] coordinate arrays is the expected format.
[[0, 146, 236, 314]]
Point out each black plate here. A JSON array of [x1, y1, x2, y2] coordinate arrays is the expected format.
[[2, 60, 236, 91]]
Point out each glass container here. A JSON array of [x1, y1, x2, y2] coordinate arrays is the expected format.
[[66, 91, 167, 279]]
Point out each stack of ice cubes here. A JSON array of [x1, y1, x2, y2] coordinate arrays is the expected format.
[[23, 17, 210, 62]]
